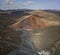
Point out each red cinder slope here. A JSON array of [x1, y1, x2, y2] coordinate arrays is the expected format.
[[10, 15, 47, 30]]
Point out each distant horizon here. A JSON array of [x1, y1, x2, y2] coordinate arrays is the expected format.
[[0, 8, 60, 11]]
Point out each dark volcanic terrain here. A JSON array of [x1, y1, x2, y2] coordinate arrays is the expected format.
[[0, 9, 60, 55]]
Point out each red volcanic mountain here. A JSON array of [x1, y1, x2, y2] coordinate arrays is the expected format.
[[9, 10, 60, 30], [10, 15, 47, 30]]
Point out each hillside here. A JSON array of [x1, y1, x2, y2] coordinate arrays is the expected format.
[[28, 10, 60, 21], [44, 10, 60, 17], [10, 15, 47, 30], [0, 9, 60, 55], [10, 10, 60, 30]]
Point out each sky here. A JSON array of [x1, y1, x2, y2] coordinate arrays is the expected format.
[[0, 0, 60, 10]]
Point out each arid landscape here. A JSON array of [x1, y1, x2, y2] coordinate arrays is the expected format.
[[0, 9, 60, 55]]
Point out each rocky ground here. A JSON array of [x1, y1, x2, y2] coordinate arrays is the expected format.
[[0, 10, 60, 55]]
